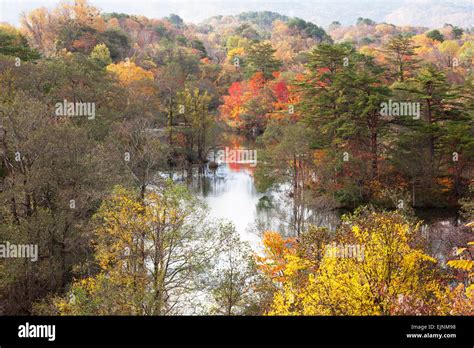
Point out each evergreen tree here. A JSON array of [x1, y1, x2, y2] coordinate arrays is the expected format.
[[245, 42, 282, 79], [383, 35, 420, 82]]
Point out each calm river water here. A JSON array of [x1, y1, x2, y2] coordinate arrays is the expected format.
[[173, 133, 461, 255], [181, 133, 341, 246]]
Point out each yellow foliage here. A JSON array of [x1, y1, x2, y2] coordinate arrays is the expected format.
[[227, 47, 245, 63], [447, 259, 473, 271], [54, 184, 194, 315], [267, 210, 444, 315], [107, 61, 154, 86]]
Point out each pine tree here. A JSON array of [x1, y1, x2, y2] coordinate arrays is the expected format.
[[383, 35, 420, 82], [245, 42, 282, 79]]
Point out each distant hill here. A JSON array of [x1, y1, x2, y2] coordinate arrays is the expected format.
[[196, 0, 472, 29], [237, 11, 290, 30], [200, 11, 331, 43], [201, 11, 290, 32]]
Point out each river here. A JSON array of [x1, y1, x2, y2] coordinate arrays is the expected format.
[[174, 132, 463, 259], [181, 133, 341, 246]]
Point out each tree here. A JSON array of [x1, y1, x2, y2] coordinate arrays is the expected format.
[[438, 40, 460, 68], [106, 60, 158, 115], [287, 18, 332, 43], [90, 43, 112, 66], [391, 64, 472, 205], [21, 0, 105, 56], [219, 72, 271, 132], [356, 17, 376, 26], [176, 87, 213, 163], [256, 231, 296, 283], [267, 209, 446, 315], [98, 28, 130, 61], [426, 29, 444, 42], [0, 25, 40, 61], [297, 43, 391, 204], [166, 14, 184, 29], [245, 42, 282, 79], [20, 7, 57, 55], [53, 182, 224, 315], [106, 116, 170, 200], [156, 62, 186, 147], [383, 35, 420, 82], [207, 223, 263, 315], [0, 92, 118, 314], [401, 66, 465, 170], [106, 61, 154, 86], [256, 121, 314, 236]]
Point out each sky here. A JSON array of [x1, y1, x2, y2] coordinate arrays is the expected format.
[[0, 0, 472, 28]]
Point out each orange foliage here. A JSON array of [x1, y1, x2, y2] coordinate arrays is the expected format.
[[219, 72, 267, 128], [220, 72, 301, 128], [220, 81, 246, 127], [255, 231, 296, 283], [266, 77, 301, 121]]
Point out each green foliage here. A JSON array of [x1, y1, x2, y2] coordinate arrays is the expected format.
[[392, 65, 472, 202], [235, 23, 262, 40], [102, 12, 130, 20], [166, 14, 184, 28], [356, 17, 376, 26], [287, 17, 332, 43], [0, 28, 40, 61], [299, 43, 390, 190], [190, 39, 207, 57], [98, 28, 130, 61], [237, 11, 289, 29], [452, 26, 464, 39], [245, 42, 282, 79], [176, 87, 214, 162], [426, 29, 444, 42], [90, 43, 112, 66], [383, 35, 420, 82]]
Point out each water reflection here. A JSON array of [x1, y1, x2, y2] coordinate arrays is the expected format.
[[182, 133, 341, 244], [173, 134, 460, 253], [189, 163, 262, 245]]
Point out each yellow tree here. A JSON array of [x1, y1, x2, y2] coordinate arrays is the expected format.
[[54, 183, 220, 315], [107, 61, 158, 113], [106, 61, 154, 87], [226, 47, 246, 67], [256, 231, 297, 283], [267, 209, 445, 315], [90, 43, 112, 66], [20, 0, 104, 55], [438, 40, 461, 68], [176, 87, 213, 162]]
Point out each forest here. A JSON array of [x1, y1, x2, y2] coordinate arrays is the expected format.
[[0, 0, 472, 316]]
